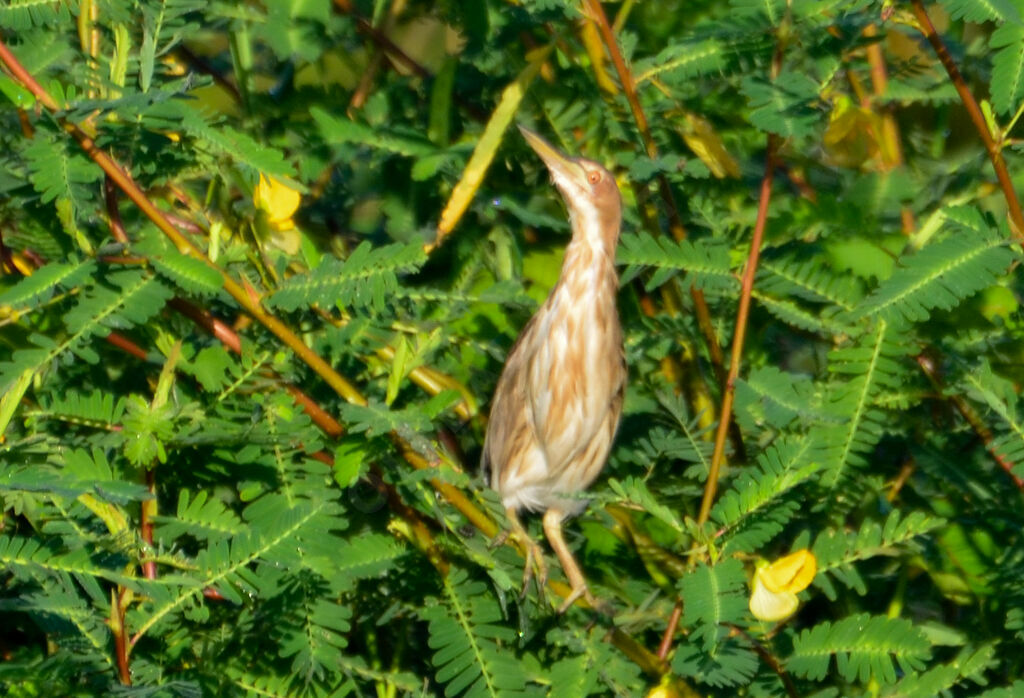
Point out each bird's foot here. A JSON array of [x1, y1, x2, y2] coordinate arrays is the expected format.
[[489, 527, 548, 601], [520, 538, 549, 600], [556, 584, 612, 616]]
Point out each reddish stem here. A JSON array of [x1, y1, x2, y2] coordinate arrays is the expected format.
[[657, 602, 682, 660], [105, 177, 129, 244], [698, 136, 778, 525], [916, 353, 1024, 489], [114, 588, 131, 684], [910, 0, 1024, 241], [105, 332, 149, 361]]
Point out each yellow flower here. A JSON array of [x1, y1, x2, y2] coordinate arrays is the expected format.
[[254, 174, 301, 230], [749, 549, 817, 622]]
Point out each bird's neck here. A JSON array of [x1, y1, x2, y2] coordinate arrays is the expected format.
[[561, 207, 619, 279], [555, 213, 620, 303]]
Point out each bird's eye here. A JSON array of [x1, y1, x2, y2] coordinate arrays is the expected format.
[[587, 171, 601, 184]]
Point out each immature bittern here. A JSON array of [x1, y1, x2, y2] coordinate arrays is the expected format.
[[483, 126, 625, 612]]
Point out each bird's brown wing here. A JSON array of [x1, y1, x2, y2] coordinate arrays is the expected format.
[[482, 314, 545, 494]]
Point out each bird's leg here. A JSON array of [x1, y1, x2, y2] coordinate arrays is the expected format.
[[502, 507, 548, 598], [542, 508, 603, 614]]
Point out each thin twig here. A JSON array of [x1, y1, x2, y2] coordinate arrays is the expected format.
[[698, 135, 779, 525], [696, 11, 789, 524], [916, 353, 1024, 489], [140, 469, 157, 580], [173, 45, 242, 103], [862, 23, 915, 234], [104, 177, 129, 244], [105, 332, 149, 360], [729, 624, 799, 698], [657, 603, 682, 660], [909, 0, 1024, 241], [113, 588, 131, 684]]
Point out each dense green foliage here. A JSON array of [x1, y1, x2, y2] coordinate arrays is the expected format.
[[2, 0, 1024, 695]]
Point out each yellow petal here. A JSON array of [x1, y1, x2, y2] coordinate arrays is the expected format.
[[761, 549, 817, 594], [254, 174, 301, 226], [749, 570, 799, 622]]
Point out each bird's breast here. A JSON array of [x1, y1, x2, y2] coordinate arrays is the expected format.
[[528, 261, 624, 465]]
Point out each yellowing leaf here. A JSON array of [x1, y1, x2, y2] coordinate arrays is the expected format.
[[823, 96, 881, 169], [434, 46, 552, 248], [580, 19, 617, 93], [980, 285, 1019, 323], [682, 113, 739, 178], [254, 174, 301, 229]]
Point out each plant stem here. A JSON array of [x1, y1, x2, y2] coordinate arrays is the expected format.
[[697, 135, 778, 525], [657, 603, 682, 660], [910, 0, 1024, 241]]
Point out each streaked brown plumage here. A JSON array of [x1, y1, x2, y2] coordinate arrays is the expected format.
[[483, 126, 625, 612]]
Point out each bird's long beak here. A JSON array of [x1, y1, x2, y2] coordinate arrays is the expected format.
[[518, 125, 587, 188]]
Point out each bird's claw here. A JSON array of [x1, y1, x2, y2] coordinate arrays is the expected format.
[[519, 538, 548, 600], [556, 584, 612, 616], [491, 527, 548, 602]]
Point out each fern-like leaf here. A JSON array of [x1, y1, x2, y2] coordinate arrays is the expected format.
[[961, 360, 1024, 479], [151, 251, 223, 297], [633, 38, 727, 84], [269, 241, 426, 313], [679, 558, 748, 651], [0, 1, 72, 30], [155, 490, 245, 544], [424, 568, 524, 697], [813, 510, 945, 599], [941, 0, 1020, 23], [712, 435, 822, 552], [991, 22, 1024, 115], [0, 259, 95, 309], [787, 614, 931, 685], [820, 321, 913, 489], [617, 232, 735, 293], [852, 207, 1016, 326]]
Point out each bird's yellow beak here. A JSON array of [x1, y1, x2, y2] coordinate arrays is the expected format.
[[518, 125, 588, 188]]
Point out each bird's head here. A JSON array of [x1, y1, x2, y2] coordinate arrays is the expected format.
[[519, 126, 622, 249]]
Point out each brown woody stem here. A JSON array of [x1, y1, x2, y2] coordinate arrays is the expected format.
[[910, 0, 1024, 241], [698, 136, 778, 525]]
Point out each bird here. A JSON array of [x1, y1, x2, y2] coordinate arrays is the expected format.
[[483, 126, 626, 613]]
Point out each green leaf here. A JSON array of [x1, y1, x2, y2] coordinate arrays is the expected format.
[[152, 251, 224, 296], [853, 208, 1017, 326], [268, 241, 426, 314], [991, 23, 1024, 116], [741, 72, 820, 138], [788, 614, 932, 685], [679, 558, 747, 651]]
